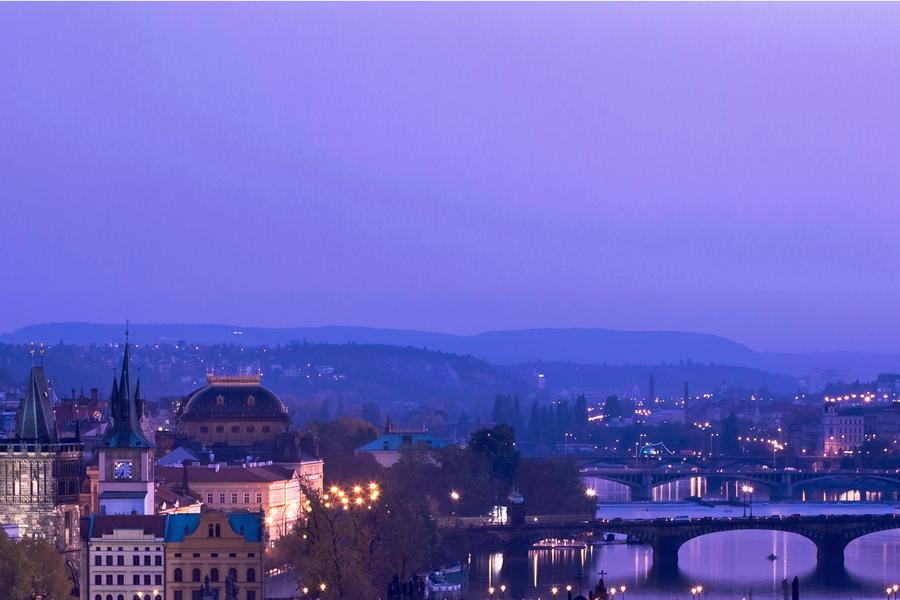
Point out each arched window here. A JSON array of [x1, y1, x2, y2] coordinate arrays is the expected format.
[[95, 595, 101, 600], [106, 595, 113, 600], [246, 568, 256, 582], [133, 596, 140, 600], [117, 595, 124, 600], [174, 568, 183, 582], [208, 524, 214, 537], [210, 568, 219, 582], [192, 568, 201, 582], [144, 596, 151, 600], [228, 568, 237, 582], [156, 596, 162, 600], [215, 523, 221, 537]]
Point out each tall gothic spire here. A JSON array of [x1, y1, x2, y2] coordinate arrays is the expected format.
[[102, 325, 151, 448], [15, 366, 59, 443]]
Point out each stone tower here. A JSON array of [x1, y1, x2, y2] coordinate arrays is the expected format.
[[0, 364, 84, 570], [97, 331, 155, 515]]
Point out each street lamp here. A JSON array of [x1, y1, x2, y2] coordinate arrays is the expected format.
[[741, 484, 754, 518], [499, 584, 506, 598], [619, 584, 626, 599], [488, 586, 495, 598], [609, 588, 616, 597], [450, 490, 461, 516], [551, 586, 558, 596], [585, 488, 597, 498]]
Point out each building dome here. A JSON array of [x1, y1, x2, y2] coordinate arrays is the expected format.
[[180, 375, 288, 422]]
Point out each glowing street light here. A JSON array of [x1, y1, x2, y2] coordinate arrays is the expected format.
[[551, 586, 559, 596], [585, 488, 597, 498], [741, 484, 755, 518], [619, 584, 627, 599]]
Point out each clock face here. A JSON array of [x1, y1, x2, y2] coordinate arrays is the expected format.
[[114, 461, 133, 480]]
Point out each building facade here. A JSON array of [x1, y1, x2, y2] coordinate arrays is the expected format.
[[83, 514, 166, 600], [0, 365, 83, 582], [165, 511, 264, 600], [822, 405, 865, 456]]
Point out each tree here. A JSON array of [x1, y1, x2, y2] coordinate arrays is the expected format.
[[469, 425, 520, 487], [517, 459, 593, 515], [573, 394, 588, 425], [360, 401, 382, 428], [0, 533, 71, 600], [603, 395, 623, 419]]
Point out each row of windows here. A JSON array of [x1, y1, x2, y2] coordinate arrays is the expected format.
[[205, 492, 264, 505], [172, 567, 256, 583], [95, 555, 162, 566], [173, 552, 254, 558], [94, 574, 162, 586], [94, 595, 161, 600], [93, 546, 161, 552], [198, 425, 271, 434]]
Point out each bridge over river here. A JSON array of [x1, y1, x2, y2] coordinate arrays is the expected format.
[[580, 466, 900, 500], [447, 513, 900, 576]]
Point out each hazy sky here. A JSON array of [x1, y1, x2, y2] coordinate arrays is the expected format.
[[2, 3, 899, 353]]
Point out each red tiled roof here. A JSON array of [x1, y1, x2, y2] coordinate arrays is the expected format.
[[156, 464, 294, 485]]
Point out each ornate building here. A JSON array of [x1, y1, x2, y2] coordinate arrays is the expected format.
[[177, 374, 291, 446], [0, 365, 84, 580], [98, 334, 156, 515], [165, 511, 264, 600]]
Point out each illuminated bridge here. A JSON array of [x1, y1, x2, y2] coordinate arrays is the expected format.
[[452, 513, 900, 574], [580, 466, 900, 501]]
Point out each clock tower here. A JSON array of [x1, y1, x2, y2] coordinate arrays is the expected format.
[[98, 329, 155, 515]]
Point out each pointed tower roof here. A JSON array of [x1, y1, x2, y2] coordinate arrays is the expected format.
[[102, 332, 151, 449], [15, 366, 59, 443]]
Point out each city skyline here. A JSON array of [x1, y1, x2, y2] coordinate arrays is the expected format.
[[3, 3, 900, 354]]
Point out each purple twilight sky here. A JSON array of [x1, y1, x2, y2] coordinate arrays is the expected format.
[[1, 3, 899, 353]]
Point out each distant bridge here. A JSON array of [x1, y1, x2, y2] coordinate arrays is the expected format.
[[450, 513, 900, 574], [580, 466, 900, 500]]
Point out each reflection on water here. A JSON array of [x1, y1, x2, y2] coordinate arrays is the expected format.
[[584, 476, 899, 503], [466, 503, 900, 599]]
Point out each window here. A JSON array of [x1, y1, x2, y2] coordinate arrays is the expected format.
[[210, 568, 219, 582], [117, 555, 124, 566], [247, 592, 256, 600], [243, 492, 250, 503], [95, 555, 102, 566], [133, 575, 140, 585], [262, 425, 271, 433], [144, 574, 151, 585], [105, 574, 113, 585], [246, 426, 255, 433], [117, 595, 124, 600], [255, 493, 262, 504], [228, 568, 237, 582], [215, 524, 221, 537], [155, 555, 162, 566], [155, 574, 162, 585], [94, 575, 101, 585], [173, 594, 182, 600], [208, 524, 214, 537], [192, 568, 201, 582], [200, 426, 209, 433], [106, 595, 112, 600], [144, 555, 151, 566], [215, 426, 224, 433], [95, 596, 101, 600], [117, 575, 124, 585], [174, 568, 183, 582], [231, 493, 238, 503], [231, 426, 240, 433], [219, 493, 226, 504], [106, 555, 112, 566], [207, 493, 213, 503], [133, 555, 140, 566], [246, 568, 256, 583]]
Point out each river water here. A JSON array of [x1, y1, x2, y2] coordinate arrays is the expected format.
[[465, 498, 900, 600]]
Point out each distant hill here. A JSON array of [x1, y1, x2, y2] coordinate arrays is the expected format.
[[1, 322, 761, 368]]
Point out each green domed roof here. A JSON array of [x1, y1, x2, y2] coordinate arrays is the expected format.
[[181, 375, 288, 421]]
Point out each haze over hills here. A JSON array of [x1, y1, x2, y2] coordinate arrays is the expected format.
[[2, 322, 897, 381], [2, 322, 758, 366]]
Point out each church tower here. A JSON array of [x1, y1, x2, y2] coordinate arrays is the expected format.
[[98, 330, 155, 515]]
